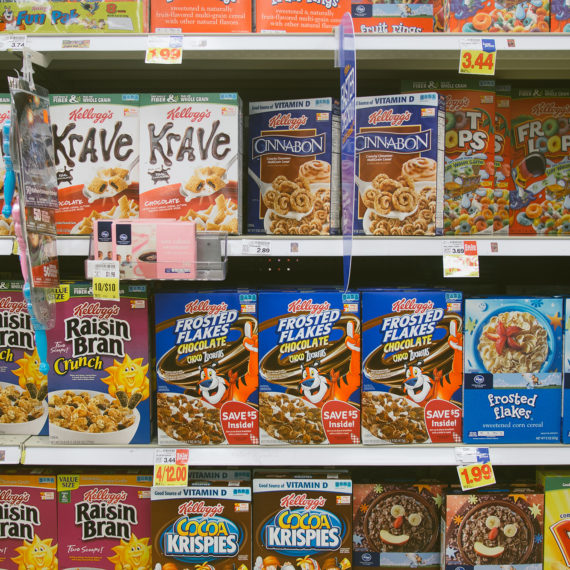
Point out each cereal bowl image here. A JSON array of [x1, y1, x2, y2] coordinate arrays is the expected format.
[[0, 381, 48, 434]]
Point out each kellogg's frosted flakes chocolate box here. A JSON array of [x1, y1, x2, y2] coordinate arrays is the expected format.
[[155, 291, 258, 445], [0, 474, 58, 570], [139, 93, 242, 234], [351, 2, 434, 33], [50, 94, 140, 235], [255, 0, 348, 32], [493, 84, 512, 235], [57, 473, 152, 570], [361, 290, 463, 445], [47, 282, 152, 444], [0, 95, 14, 236], [258, 290, 360, 445], [463, 297, 563, 444]]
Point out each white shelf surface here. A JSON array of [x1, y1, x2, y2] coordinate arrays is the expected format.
[[0, 435, 29, 464]]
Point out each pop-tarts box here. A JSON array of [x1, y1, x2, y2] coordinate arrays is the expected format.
[[258, 290, 360, 445], [248, 98, 340, 236], [464, 297, 563, 443]]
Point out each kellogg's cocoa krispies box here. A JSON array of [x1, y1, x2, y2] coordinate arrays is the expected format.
[[50, 94, 140, 235], [258, 290, 360, 445], [57, 473, 152, 570], [47, 282, 152, 444], [255, 0, 348, 32], [248, 98, 340, 236], [0, 474, 58, 570], [155, 291, 258, 445], [0, 95, 14, 236], [139, 93, 242, 234]]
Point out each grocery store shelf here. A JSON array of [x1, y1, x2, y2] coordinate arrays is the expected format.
[[0, 435, 28, 464]]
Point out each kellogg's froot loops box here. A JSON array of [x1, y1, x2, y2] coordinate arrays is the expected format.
[[551, 0, 570, 30], [494, 84, 512, 235], [255, 0, 348, 32]]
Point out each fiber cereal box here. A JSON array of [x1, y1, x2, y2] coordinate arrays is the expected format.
[[258, 290, 361, 445], [354, 93, 444, 236], [47, 282, 152, 444], [0, 94, 13, 236], [493, 84, 512, 235], [463, 297, 563, 443], [0, 474, 58, 570], [50, 94, 140, 235], [255, 0, 348, 32], [351, 2, 434, 33], [155, 291, 258, 445], [139, 93, 242, 234], [57, 473, 152, 570]]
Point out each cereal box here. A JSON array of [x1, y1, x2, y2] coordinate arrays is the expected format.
[[551, 0, 570, 31], [47, 282, 152, 444], [154, 291, 258, 445], [353, 93, 444, 236], [351, 2, 434, 33], [50, 94, 140, 236], [139, 93, 242, 234], [361, 290, 463, 444], [253, 472, 352, 570], [150, 0, 251, 32], [255, 0, 348, 32], [443, 489, 544, 570], [510, 88, 570, 235], [0, 474, 58, 570], [248, 98, 340, 236], [463, 297, 563, 444], [402, 79, 496, 236], [0, 281, 48, 435], [353, 483, 444, 570], [57, 473, 152, 570], [258, 290, 360, 445], [493, 84, 512, 234], [151, 484, 251, 570], [0, 94, 14, 236], [562, 298, 570, 442]]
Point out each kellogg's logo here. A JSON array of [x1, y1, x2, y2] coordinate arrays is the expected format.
[[68, 107, 113, 124], [446, 97, 470, 113], [287, 299, 331, 315], [268, 113, 308, 130], [0, 297, 26, 313], [0, 489, 30, 506], [184, 300, 228, 315], [72, 302, 120, 320], [166, 107, 211, 122], [391, 298, 434, 314], [368, 108, 412, 127], [0, 112, 9, 125], [178, 500, 225, 518], [83, 488, 128, 505], [279, 493, 326, 510]]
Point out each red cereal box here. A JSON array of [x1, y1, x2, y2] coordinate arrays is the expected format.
[[493, 84, 512, 235]]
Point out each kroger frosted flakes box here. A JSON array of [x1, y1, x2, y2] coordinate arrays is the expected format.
[[493, 84, 512, 235], [248, 98, 340, 236], [139, 93, 242, 234], [155, 291, 258, 445], [353, 483, 444, 570], [57, 473, 152, 570], [351, 2, 433, 33], [354, 93, 444, 236], [0, 95, 14, 236], [510, 88, 570, 235], [47, 282, 151, 444], [151, 484, 251, 570], [361, 290, 463, 445], [463, 297, 563, 444], [258, 290, 360, 445], [0, 474, 58, 570], [50, 94, 140, 235], [255, 0, 348, 32]]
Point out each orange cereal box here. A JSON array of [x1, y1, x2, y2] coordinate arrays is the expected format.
[[493, 83, 512, 234]]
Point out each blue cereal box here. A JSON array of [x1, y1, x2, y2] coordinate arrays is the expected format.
[[248, 98, 340, 236], [154, 291, 259, 445], [354, 93, 445, 236], [361, 290, 463, 444], [563, 298, 570, 442], [258, 290, 360, 444], [464, 297, 563, 443]]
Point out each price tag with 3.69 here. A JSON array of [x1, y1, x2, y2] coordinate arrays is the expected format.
[[457, 462, 496, 491]]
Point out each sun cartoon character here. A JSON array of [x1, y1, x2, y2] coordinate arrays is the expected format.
[[194, 564, 215, 570], [102, 354, 149, 409], [296, 556, 319, 570], [108, 534, 151, 570], [12, 535, 58, 570], [11, 347, 48, 401]]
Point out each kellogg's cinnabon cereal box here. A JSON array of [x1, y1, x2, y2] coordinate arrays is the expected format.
[[139, 93, 242, 234], [0, 473, 58, 570], [354, 93, 444, 236], [255, 0, 348, 32], [248, 98, 340, 236], [46, 282, 152, 444], [57, 473, 152, 570], [50, 94, 140, 235], [0, 95, 14, 236], [155, 291, 258, 445]]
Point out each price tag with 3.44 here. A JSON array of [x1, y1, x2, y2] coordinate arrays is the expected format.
[[459, 38, 496, 76], [153, 449, 189, 486]]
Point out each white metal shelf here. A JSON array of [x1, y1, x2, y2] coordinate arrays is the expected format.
[[0, 435, 29, 464]]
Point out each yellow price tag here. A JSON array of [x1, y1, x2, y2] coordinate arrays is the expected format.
[[459, 49, 496, 75], [92, 277, 119, 300], [11, 238, 18, 255], [145, 46, 182, 64], [457, 462, 496, 491], [153, 463, 189, 486]]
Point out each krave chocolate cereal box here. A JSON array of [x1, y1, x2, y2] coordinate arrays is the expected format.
[[155, 291, 258, 445], [248, 98, 340, 236], [139, 93, 242, 234], [361, 290, 463, 445], [258, 290, 360, 445], [50, 94, 140, 235], [0, 95, 14, 236], [0, 474, 58, 570], [47, 282, 152, 444], [463, 297, 563, 443], [354, 93, 444, 236]]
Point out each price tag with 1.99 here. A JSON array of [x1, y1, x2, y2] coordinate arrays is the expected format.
[[146, 35, 183, 64], [457, 462, 496, 491]]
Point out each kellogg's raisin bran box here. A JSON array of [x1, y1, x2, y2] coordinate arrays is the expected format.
[[248, 98, 340, 236], [0, 95, 14, 236], [152, 484, 252, 570], [255, 0, 348, 32], [50, 94, 140, 235], [0, 474, 58, 570], [47, 282, 152, 444], [155, 291, 258, 445], [139, 93, 242, 234], [57, 473, 152, 570], [258, 290, 360, 445], [493, 84, 512, 235]]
